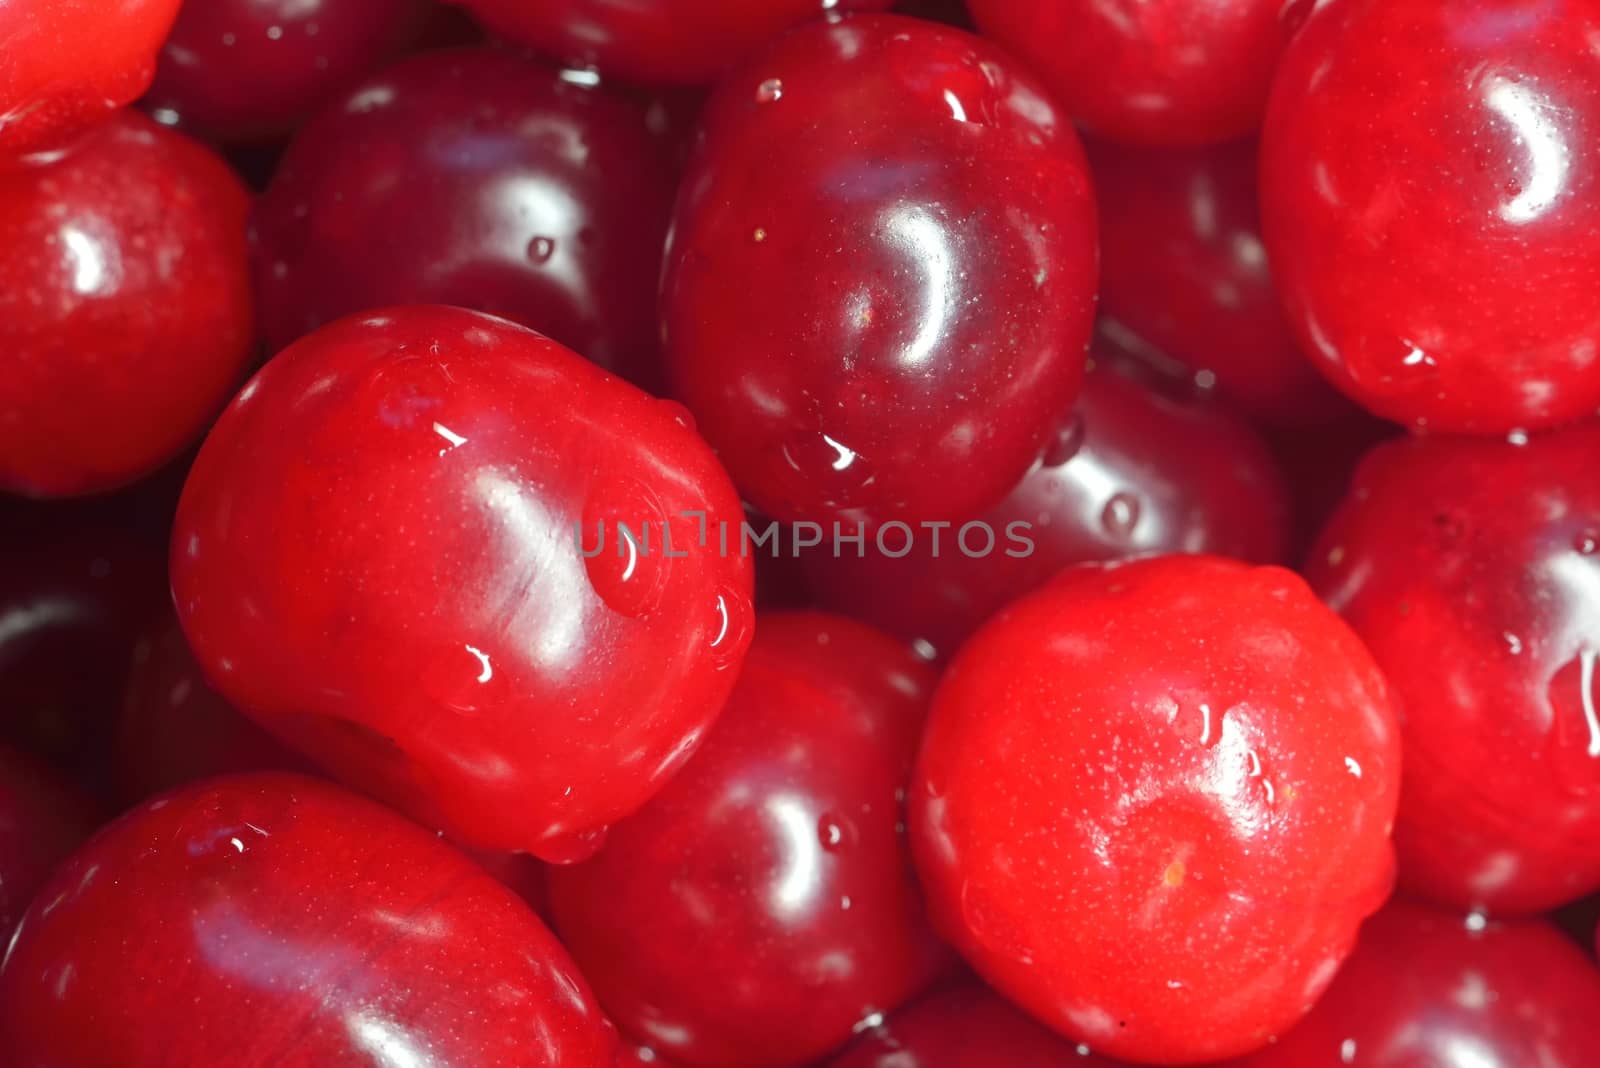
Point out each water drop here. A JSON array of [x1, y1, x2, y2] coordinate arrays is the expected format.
[[708, 586, 753, 670], [817, 812, 858, 852], [656, 399, 696, 432], [755, 78, 784, 104], [539, 827, 608, 864], [1504, 632, 1523, 655], [1548, 649, 1600, 794], [527, 236, 556, 264], [1041, 413, 1085, 467], [1101, 493, 1141, 538], [1164, 696, 1225, 749], [1574, 530, 1598, 555], [581, 480, 670, 618]]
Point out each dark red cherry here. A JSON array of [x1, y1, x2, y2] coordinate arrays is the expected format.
[[171, 306, 754, 862], [1088, 137, 1350, 427], [664, 15, 1097, 527], [142, 0, 431, 143], [913, 555, 1402, 1063], [966, 0, 1293, 146], [454, 0, 893, 86], [0, 0, 180, 161], [0, 773, 616, 1065], [1307, 425, 1600, 914], [1221, 900, 1600, 1067], [827, 982, 1123, 1066], [0, 744, 98, 934], [0, 110, 254, 497], [800, 356, 1291, 659], [253, 47, 675, 385], [547, 613, 952, 1067], [1261, 0, 1600, 434]]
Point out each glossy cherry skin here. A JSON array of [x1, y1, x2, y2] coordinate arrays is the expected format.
[[171, 306, 754, 862], [800, 356, 1291, 659], [454, 0, 892, 86], [142, 0, 430, 143], [1088, 138, 1349, 428], [547, 613, 952, 1067], [966, 0, 1294, 146], [912, 555, 1402, 1064], [1261, 0, 1600, 434], [664, 15, 1097, 527], [0, 110, 254, 497], [827, 982, 1123, 1067], [1307, 426, 1600, 914], [1221, 900, 1600, 1067], [0, 772, 616, 1066], [0, 0, 180, 161], [0, 744, 98, 934], [253, 48, 675, 385]]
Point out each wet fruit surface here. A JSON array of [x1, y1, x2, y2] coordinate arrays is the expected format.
[[663, 14, 1098, 527], [0, 110, 254, 497], [0, 773, 617, 1065], [0, 744, 98, 933], [171, 306, 754, 861], [1261, 0, 1600, 433], [913, 555, 1402, 1064], [253, 47, 675, 384], [1308, 425, 1600, 914], [548, 613, 951, 1066]]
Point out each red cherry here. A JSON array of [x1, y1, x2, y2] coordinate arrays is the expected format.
[[0, 744, 98, 933], [800, 356, 1291, 659], [0, 111, 254, 498], [1261, 0, 1600, 434], [171, 306, 754, 861], [1307, 425, 1600, 914], [142, 0, 431, 143], [0, 772, 616, 1065], [827, 982, 1123, 1066], [547, 613, 952, 1066], [253, 47, 676, 385], [966, 0, 1293, 146], [912, 555, 1402, 1064], [454, 0, 893, 86], [663, 15, 1097, 526], [0, 0, 180, 161], [1220, 900, 1600, 1067], [1088, 137, 1350, 427]]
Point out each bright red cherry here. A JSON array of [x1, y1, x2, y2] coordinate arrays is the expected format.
[[1221, 900, 1600, 1067], [664, 15, 1098, 527], [547, 613, 952, 1067], [1261, 0, 1600, 434], [966, 0, 1294, 146], [827, 982, 1123, 1067], [0, 744, 97, 933], [0, 0, 180, 161], [0, 772, 617, 1065], [1307, 426, 1600, 914], [253, 47, 675, 385], [1088, 138, 1349, 427], [0, 110, 254, 497], [800, 357, 1291, 659], [912, 555, 1402, 1064], [454, 0, 892, 85], [171, 306, 753, 862], [142, 0, 431, 143]]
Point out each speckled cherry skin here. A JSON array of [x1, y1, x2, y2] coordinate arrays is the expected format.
[[0, 0, 180, 161], [828, 982, 1123, 1067], [663, 15, 1097, 528], [547, 613, 952, 1067], [253, 48, 675, 385], [1221, 900, 1600, 1067], [0, 772, 617, 1066], [454, 0, 892, 85], [1088, 138, 1348, 428], [913, 555, 1402, 1064], [171, 306, 754, 862], [1307, 426, 1600, 914], [966, 0, 1293, 146], [1261, 0, 1600, 434], [0, 110, 254, 497], [142, 0, 430, 143], [800, 357, 1290, 659], [0, 744, 98, 934]]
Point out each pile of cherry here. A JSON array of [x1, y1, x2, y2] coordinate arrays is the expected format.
[[2, 0, 1599, 1064]]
